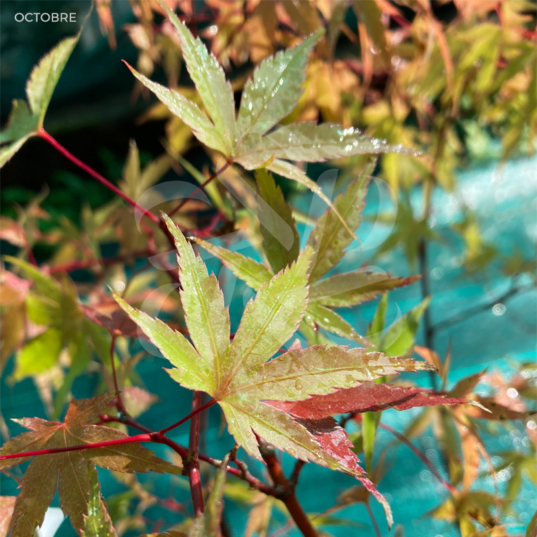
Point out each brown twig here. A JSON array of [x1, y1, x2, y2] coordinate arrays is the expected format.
[[186, 391, 204, 515], [258, 439, 318, 537], [100, 413, 277, 496], [168, 161, 232, 218], [110, 336, 127, 416]]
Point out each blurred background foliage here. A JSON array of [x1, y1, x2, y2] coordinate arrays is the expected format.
[[2, 0, 536, 268], [1, 1, 536, 536]]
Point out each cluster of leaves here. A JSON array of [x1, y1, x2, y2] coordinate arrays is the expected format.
[[1, 1, 536, 537], [118, 0, 537, 276]]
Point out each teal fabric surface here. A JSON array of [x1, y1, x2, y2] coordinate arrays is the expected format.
[[1, 155, 535, 536]]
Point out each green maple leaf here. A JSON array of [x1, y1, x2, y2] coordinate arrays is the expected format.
[[82, 466, 117, 537], [126, 0, 417, 238], [4, 257, 116, 418], [255, 169, 300, 274], [0, 29, 82, 168], [194, 163, 418, 346], [119, 140, 172, 201], [189, 453, 230, 537], [375, 199, 440, 270], [0, 393, 181, 537], [115, 215, 434, 524]]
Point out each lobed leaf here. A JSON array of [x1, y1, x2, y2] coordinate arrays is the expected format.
[[119, 214, 438, 523], [310, 272, 420, 307], [255, 169, 300, 273], [157, 0, 235, 155], [267, 382, 465, 420], [162, 214, 230, 389], [236, 30, 323, 141], [1, 394, 181, 537], [125, 64, 227, 155], [237, 123, 418, 165], [0, 30, 81, 167], [193, 238, 272, 290], [306, 162, 373, 282]]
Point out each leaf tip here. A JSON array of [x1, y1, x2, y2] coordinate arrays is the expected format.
[[469, 399, 492, 413]]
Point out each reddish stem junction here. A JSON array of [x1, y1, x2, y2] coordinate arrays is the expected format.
[[15, 127, 316, 533], [0, 401, 213, 463]]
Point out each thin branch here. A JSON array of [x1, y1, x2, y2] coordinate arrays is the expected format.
[[99, 413, 276, 495], [168, 161, 231, 218], [110, 337, 127, 415], [159, 398, 216, 435], [0, 434, 152, 461], [187, 391, 205, 515], [365, 501, 381, 537], [289, 460, 306, 488], [38, 129, 160, 225], [379, 422, 456, 494], [432, 283, 535, 332], [258, 439, 319, 537]]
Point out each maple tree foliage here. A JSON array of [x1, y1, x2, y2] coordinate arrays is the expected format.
[[0, 0, 535, 536], [194, 163, 422, 347], [113, 214, 465, 524], [0, 393, 181, 537]]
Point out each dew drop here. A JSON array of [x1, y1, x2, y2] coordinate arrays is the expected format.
[[113, 280, 126, 292], [295, 379, 303, 391]]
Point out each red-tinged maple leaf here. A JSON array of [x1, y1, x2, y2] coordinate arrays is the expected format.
[[295, 416, 390, 515], [266, 382, 469, 420], [115, 216, 438, 526], [0, 393, 181, 537]]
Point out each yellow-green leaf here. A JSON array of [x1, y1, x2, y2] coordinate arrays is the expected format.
[[256, 169, 300, 273], [157, 0, 235, 154]]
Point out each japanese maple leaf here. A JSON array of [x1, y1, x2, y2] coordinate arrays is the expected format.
[[193, 165, 421, 347], [0, 393, 181, 537], [266, 382, 470, 420], [115, 215, 435, 523], [124, 0, 417, 237]]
